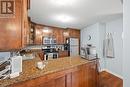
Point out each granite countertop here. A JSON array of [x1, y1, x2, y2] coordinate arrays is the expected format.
[[0, 56, 93, 87]]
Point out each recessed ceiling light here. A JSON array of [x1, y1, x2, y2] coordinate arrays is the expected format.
[[55, 14, 74, 23], [50, 0, 76, 6]]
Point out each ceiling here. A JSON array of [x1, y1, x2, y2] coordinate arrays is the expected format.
[[29, 0, 123, 29]]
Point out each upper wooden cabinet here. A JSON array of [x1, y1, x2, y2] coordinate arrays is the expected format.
[[34, 25, 43, 44], [22, 0, 30, 46], [68, 28, 80, 38], [53, 28, 64, 44], [33, 24, 80, 45], [0, 0, 29, 51], [29, 22, 35, 44]]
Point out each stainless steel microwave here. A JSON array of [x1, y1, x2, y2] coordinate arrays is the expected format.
[[43, 37, 56, 44]]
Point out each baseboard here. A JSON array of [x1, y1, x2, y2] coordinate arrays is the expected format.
[[101, 69, 123, 79]]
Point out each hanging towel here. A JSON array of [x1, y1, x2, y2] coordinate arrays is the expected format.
[[103, 33, 115, 58]]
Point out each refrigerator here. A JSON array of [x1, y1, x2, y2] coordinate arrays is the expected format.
[[69, 38, 79, 56]]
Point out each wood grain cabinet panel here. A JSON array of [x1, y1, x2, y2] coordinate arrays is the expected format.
[[55, 76, 66, 87], [34, 28, 43, 44], [86, 62, 99, 87], [68, 29, 80, 38], [72, 70, 80, 87], [53, 28, 64, 44], [57, 29, 64, 44], [34, 25, 54, 44], [66, 73, 72, 87], [22, 0, 30, 46], [0, 0, 29, 51], [59, 51, 69, 58], [38, 80, 55, 87]]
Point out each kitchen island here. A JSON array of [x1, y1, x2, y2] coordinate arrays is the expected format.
[[0, 56, 99, 87]]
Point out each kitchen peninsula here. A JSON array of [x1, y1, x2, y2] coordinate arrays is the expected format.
[[0, 56, 99, 87]]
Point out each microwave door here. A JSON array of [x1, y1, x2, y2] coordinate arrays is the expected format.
[[43, 37, 51, 44], [44, 40, 50, 44]]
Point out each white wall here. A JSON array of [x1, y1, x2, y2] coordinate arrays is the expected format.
[[105, 18, 123, 78], [81, 23, 99, 46], [81, 17, 123, 78], [81, 23, 106, 69], [123, 0, 130, 86]]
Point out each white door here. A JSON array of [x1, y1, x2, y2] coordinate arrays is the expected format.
[[70, 46, 79, 56]]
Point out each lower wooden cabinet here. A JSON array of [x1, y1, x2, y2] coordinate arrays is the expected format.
[[10, 61, 99, 87], [55, 76, 66, 87], [38, 80, 55, 87], [59, 51, 69, 58], [71, 69, 81, 87]]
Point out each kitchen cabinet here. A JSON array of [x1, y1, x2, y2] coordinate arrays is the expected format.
[[53, 28, 64, 44], [0, 0, 29, 51], [34, 25, 63, 44], [34, 25, 53, 44], [38, 80, 55, 87], [29, 22, 35, 44], [71, 69, 81, 87], [68, 28, 80, 38], [87, 62, 99, 87], [10, 60, 99, 87], [71, 62, 99, 87], [22, 0, 30, 46], [42, 26, 53, 37], [55, 76, 66, 87], [33, 23, 80, 45], [36, 76, 66, 87], [34, 25, 43, 44], [59, 51, 69, 58], [63, 29, 69, 44]]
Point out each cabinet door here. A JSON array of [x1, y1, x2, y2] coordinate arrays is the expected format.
[[34, 25, 43, 44], [56, 29, 64, 44], [38, 76, 66, 87], [63, 29, 69, 44], [38, 80, 55, 87], [86, 62, 98, 87], [22, 0, 30, 46], [42, 26, 53, 37], [55, 76, 66, 87], [59, 51, 69, 58], [0, 0, 22, 51], [71, 68, 81, 87], [71, 64, 98, 87], [68, 29, 80, 38], [66, 73, 72, 87]]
